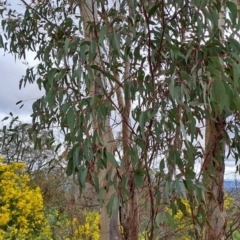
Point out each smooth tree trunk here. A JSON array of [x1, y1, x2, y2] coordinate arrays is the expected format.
[[203, 3, 227, 239], [77, 1, 121, 239]]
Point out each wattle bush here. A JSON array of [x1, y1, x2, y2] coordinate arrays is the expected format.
[[0, 156, 52, 239]]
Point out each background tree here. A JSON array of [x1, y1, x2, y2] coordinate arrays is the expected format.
[[0, 116, 58, 172]]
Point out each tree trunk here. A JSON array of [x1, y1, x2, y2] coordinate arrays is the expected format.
[[203, 3, 227, 239], [77, 1, 121, 239], [113, 4, 139, 237], [120, 34, 139, 240], [122, 177, 139, 240], [203, 116, 226, 240]]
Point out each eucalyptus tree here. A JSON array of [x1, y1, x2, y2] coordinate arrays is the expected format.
[[1, 0, 240, 239], [203, 1, 240, 239]]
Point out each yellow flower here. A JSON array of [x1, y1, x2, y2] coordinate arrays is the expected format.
[[72, 211, 100, 240], [0, 156, 52, 239], [0, 212, 11, 226]]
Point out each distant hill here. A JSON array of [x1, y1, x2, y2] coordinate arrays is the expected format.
[[224, 180, 240, 195]]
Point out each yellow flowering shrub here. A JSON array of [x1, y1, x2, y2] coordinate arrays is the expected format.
[[71, 211, 100, 240], [0, 156, 52, 240], [138, 231, 150, 240], [224, 193, 234, 210], [166, 199, 193, 240]]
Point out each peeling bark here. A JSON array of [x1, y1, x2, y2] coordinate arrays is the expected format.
[[203, 116, 226, 240]]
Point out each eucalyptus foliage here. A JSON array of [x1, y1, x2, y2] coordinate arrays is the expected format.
[[1, 0, 240, 238]]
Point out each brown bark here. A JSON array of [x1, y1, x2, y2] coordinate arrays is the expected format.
[[120, 42, 139, 240], [121, 180, 139, 240], [112, 6, 139, 236], [119, 70, 139, 240]]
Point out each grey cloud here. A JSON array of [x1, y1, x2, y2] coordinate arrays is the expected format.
[[0, 50, 42, 117]]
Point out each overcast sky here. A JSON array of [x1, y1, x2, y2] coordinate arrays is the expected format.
[[0, 49, 42, 123], [0, 1, 239, 179]]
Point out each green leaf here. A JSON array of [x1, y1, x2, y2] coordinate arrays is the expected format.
[[229, 37, 240, 52], [80, 43, 87, 62], [61, 102, 71, 113], [84, 138, 94, 162], [113, 32, 120, 54], [107, 193, 116, 216], [130, 146, 139, 168], [134, 171, 144, 188], [156, 213, 164, 226], [78, 166, 88, 187], [99, 188, 104, 207], [211, 79, 227, 113], [105, 152, 119, 167], [159, 159, 165, 174], [99, 25, 107, 47], [0, 35, 3, 48], [89, 40, 96, 62], [73, 146, 80, 169], [67, 107, 74, 132], [64, 38, 70, 54], [177, 198, 187, 215], [165, 212, 175, 230], [227, 1, 237, 25], [44, 44, 53, 63], [180, 120, 187, 140], [148, 4, 160, 17], [55, 143, 62, 153], [180, 71, 191, 82], [66, 158, 73, 176], [233, 63, 239, 92], [139, 112, 146, 139]]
